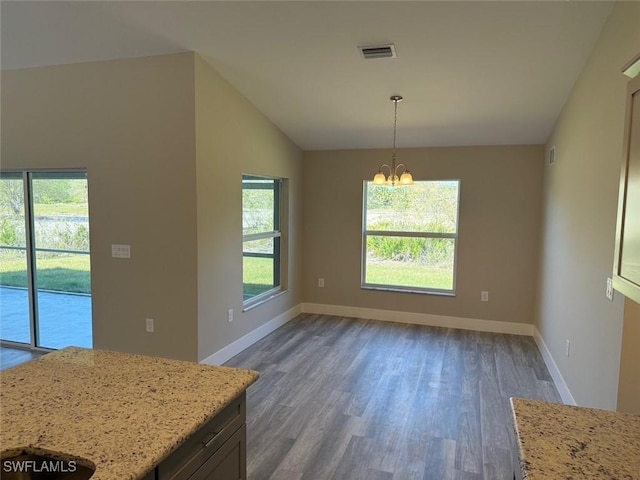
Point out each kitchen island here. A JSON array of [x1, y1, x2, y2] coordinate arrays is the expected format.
[[0, 347, 259, 480], [511, 397, 640, 480]]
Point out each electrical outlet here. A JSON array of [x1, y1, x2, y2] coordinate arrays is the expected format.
[[606, 277, 614, 301], [481, 291, 489, 302], [111, 244, 131, 259], [318, 278, 325, 288], [227, 309, 233, 323], [146, 318, 154, 333], [565, 340, 570, 357]]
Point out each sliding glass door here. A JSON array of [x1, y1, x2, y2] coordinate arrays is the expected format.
[[0, 171, 93, 350]]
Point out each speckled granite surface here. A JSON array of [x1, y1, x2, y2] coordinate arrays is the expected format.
[[0, 347, 258, 480], [511, 397, 640, 480]]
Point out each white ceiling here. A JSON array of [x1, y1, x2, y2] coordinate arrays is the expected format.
[[1, 1, 614, 150]]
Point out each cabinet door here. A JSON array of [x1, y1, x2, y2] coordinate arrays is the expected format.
[[614, 73, 640, 303], [190, 424, 246, 480], [157, 394, 245, 480]]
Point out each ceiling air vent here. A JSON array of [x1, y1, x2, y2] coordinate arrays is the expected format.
[[359, 44, 396, 60]]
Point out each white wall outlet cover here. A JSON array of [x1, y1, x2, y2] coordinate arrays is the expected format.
[[548, 146, 556, 166], [111, 244, 131, 259], [606, 277, 614, 301]]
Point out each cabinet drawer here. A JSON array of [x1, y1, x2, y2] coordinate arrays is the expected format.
[[158, 393, 245, 480], [190, 424, 246, 480]]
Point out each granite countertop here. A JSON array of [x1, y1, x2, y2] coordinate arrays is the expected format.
[[511, 397, 640, 480], [0, 347, 259, 480]]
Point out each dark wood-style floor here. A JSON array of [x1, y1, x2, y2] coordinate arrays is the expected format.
[[226, 313, 561, 480]]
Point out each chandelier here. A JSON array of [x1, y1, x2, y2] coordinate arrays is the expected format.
[[373, 95, 414, 186]]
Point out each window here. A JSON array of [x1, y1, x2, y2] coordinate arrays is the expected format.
[[242, 175, 282, 306], [362, 180, 460, 294]]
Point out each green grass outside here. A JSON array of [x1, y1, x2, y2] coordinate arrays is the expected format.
[[0, 253, 91, 294], [1, 252, 451, 297], [365, 261, 453, 290], [243, 256, 275, 297], [32, 203, 88, 216], [243, 255, 453, 294]]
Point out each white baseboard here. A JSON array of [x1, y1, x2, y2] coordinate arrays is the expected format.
[[301, 303, 534, 336], [533, 327, 576, 405], [200, 304, 302, 366]]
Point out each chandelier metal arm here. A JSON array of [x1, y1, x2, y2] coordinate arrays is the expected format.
[[375, 162, 410, 176], [376, 163, 392, 175], [394, 163, 410, 175]]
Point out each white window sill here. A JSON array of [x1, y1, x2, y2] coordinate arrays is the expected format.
[[242, 289, 287, 312], [361, 284, 456, 297]]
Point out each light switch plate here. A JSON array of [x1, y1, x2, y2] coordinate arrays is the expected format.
[[112, 244, 131, 259]]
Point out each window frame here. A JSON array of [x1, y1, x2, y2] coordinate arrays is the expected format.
[[361, 179, 460, 296], [242, 174, 283, 309]]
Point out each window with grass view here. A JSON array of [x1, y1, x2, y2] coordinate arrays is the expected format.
[[363, 180, 460, 294], [242, 175, 282, 305]]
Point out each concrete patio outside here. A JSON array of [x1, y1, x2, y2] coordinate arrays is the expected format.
[[0, 286, 92, 350]]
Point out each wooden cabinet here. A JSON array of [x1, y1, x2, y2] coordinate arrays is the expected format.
[[614, 71, 640, 303], [154, 393, 247, 480]]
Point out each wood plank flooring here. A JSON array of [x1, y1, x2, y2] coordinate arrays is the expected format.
[[225, 313, 561, 480]]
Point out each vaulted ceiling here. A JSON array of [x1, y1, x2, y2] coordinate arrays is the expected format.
[[1, 1, 613, 150]]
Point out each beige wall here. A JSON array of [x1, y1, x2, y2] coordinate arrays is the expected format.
[[618, 298, 640, 414], [302, 146, 543, 324], [537, 1, 640, 409], [194, 56, 303, 361], [1, 53, 199, 361], [1, 52, 304, 363]]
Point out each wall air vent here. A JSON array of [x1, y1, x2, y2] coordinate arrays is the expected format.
[[359, 44, 396, 60]]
